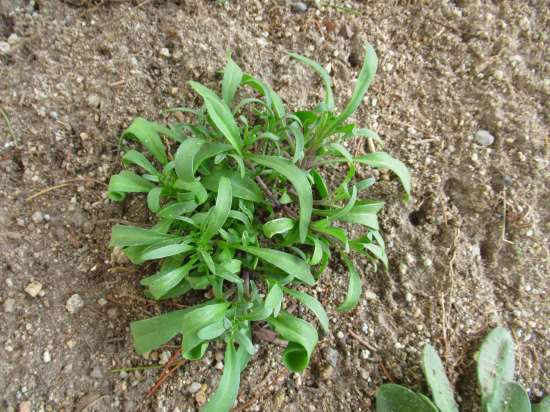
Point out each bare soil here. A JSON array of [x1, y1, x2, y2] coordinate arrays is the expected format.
[[0, 1, 548, 411]]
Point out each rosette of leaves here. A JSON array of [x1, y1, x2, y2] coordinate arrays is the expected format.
[[108, 44, 411, 411], [376, 327, 549, 412]]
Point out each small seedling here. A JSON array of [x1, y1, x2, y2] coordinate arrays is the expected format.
[[376, 327, 549, 412], [108, 44, 411, 411]]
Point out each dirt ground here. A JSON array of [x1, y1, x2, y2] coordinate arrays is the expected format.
[[0, 0, 548, 411]]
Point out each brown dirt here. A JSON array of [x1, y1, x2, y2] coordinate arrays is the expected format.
[[0, 0, 548, 411]]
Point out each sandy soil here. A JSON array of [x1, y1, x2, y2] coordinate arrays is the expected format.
[[0, 0, 548, 411]]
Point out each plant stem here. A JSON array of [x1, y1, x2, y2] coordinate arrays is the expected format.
[[255, 175, 298, 219]]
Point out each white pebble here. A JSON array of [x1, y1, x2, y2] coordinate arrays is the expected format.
[[25, 281, 43, 298], [188, 382, 202, 393], [66, 294, 84, 314], [159, 350, 171, 365], [3, 298, 15, 313], [31, 211, 44, 224], [0, 41, 10, 54], [43, 350, 51, 363], [474, 130, 494, 146], [160, 48, 170, 57]]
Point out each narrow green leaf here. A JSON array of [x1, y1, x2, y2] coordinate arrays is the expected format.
[[240, 245, 314, 286], [175, 138, 204, 182], [337, 256, 362, 312], [235, 330, 256, 355], [122, 150, 160, 176], [263, 218, 295, 238], [222, 55, 243, 106], [288, 52, 335, 111], [158, 201, 198, 219], [147, 187, 162, 212], [142, 260, 194, 299], [130, 308, 194, 354], [181, 303, 229, 359], [268, 311, 318, 373], [249, 154, 312, 242], [121, 117, 168, 165], [197, 320, 227, 340], [310, 170, 329, 199], [289, 121, 305, 163], [422, 344, 459, 412], [284, 288, 329, 333], [532, 396, 550, 412], [110, 225, 174, 247], [355, 152, 411, 201], [194, 143, 233, 171], [202, 176, 233, 242], [140, 242, 193, 261], [310, 236, 323, 265], [376, 384, 439, 412], [189, 81, 242, 155], [333, 44, 378, 128], [477, 327, 516, 402], [202, 169, 264, 203], [486, 382, 531, 412], [108, 171, 154, 198], [265, 284, 283, 317], [241, 74, 285, 120], [202, 342, 241, 412]]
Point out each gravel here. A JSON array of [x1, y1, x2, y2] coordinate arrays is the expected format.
[[43, 350, 51, 363], [24, 281, 43, 298], [0, 41, 10, 54], [65, 294, 84, 314], [3, 298, 16, 313], [187, 382, 202, 394], [474, 129, 495, 146], [31, 211, 44, 224], [291, 2, 308, 13]]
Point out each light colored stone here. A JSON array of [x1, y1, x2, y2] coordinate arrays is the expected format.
[[3, 298, 15, 313], [474, 129, 494, 146], [25, 281, 43, 297], [43, 350, 51, 363], [31, 211, 44, 224], [66, 294, 84, 314], [160, 48, 170, 57], [0, 41, 10, 54], [18, 401, 32, 412], [187, 382, 202, 394], [159, 350, 171, 365]]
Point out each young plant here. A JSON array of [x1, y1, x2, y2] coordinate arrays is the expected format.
[[376, 327, 549, 412], [108, 44, 411, 411]]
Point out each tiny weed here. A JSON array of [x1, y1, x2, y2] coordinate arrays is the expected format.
[[108, 44, 411, 411], [376, 327, 549, 412]]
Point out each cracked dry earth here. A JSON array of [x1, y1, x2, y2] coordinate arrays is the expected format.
[[0, 0, 548, 411]]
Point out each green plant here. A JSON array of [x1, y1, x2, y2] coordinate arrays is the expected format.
[[376, 327, 549, 412], [107, 44, 410, 411]]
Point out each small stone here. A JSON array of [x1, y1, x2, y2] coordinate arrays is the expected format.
[[503, 175, 513, 186], [8, 33, 19, 45], [31, 211, 44, 224], [111, 246, 129, 265], [18, 401, 32, 412], [336, 331, 345, 340], [361, 349, 371, 359], [3, 298, 15, 313], [90, 366, 103, 379], [214, 351, 224, 362], [160, 48, 170, 57], [25, 281, 43, 297], [405, 292, 413, 302], [474, 129, 494, 146], [107, 307, 118, 318], [87, 93, 101, 108], [291, 1, 308, 12], [215, 361, 224, 370], [43, 350, 51, 363], [195, 385, 208, 405], [325, 348, 339, 367], [66, 294, 84, 314], [321, 366, 334, 380], [97, 297, 108, 306], [159, 350, 171, 365], [119, 371, 129, 379], [364, 290, 377, 301], [66, 339, 77, 349], [0, 41, 10, 54], [404, 253, 415, 265], [187, 382, 202, 394]]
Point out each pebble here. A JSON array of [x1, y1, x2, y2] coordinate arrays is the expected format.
[[160, 48, 170, 57], [336, 331, 345, 340], [66, 339, 77, 349], [31, 211, 44, 224], [215, 361, 224, 370], [43, 350, 51, 363], [66, 294, 84, 314], [361, 349, 371, 359], [325, 348, 339, 367], [25, 281, 43, 298], [18, 401, 32, 412], [214, 351, 224, 362], [187, 382, 202, 394], [291, 1, 308, 12], [8, 33, 19, 45], [3, 298, 16, 313], [90, 366, 103, 379], [474, 129, 494, 146], [0, 41, 10, 54], [159, 350, 171, 365], [87, 93, 101, 108], [98, 297, 108, 306], [321, 366, 334, 380]]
